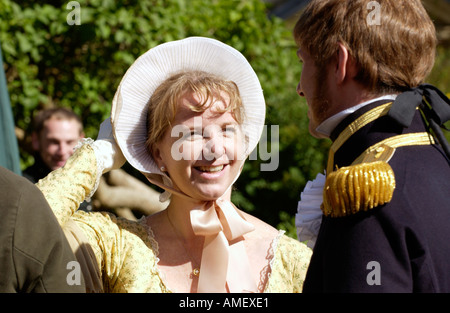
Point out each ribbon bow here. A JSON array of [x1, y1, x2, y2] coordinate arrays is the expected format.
[[388, 84, 450, 127], [190, 199, 256, 293], [388, 84, 450, 158]]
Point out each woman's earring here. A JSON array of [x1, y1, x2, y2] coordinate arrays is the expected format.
[[160, 166, 166, 172]]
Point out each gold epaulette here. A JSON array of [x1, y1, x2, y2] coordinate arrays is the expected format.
[[322, 161, 396, 217], [322, 102, 435, 218]]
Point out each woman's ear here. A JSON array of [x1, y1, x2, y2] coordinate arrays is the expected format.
[[151, 144, 165, 171]]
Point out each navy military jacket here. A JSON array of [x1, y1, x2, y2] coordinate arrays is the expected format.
[[303, 100, 450, 292]]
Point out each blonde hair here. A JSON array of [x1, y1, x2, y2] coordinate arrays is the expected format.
[[294, 0, 437, 94], [145, 71, 244, 155]]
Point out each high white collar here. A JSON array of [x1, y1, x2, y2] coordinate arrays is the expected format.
[[315, 94, 398, 138]]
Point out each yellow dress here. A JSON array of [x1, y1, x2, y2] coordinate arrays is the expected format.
[[37, 144, 312, 293]]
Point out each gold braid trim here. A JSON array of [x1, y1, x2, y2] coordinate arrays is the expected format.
[[326, 103, 392, 175], [352, 132, 435, 164], [322, 161, 396, 217]]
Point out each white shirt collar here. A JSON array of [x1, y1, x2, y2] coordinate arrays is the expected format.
[[315, 94, 398, 138]]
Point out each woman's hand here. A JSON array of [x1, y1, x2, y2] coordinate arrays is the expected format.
[[92, 118, 126, 173]]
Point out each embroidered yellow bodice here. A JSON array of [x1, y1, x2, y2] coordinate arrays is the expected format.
[[36, 144, 312, 293]]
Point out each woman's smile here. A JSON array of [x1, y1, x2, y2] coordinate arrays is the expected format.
[[194, 163, 228, 180]]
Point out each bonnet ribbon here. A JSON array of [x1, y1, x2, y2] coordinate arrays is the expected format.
[[190, 198, 256, 293], [145, 175, 257, 293], [387, 84, 450, 158]]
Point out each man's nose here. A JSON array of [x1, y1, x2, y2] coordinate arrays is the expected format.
[[57, 142, 71, 156], [297, 82, 305, 97]]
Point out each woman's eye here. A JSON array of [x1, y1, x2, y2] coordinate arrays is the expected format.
[[187, 130, 203, 140], [224, 124, 237, 133]]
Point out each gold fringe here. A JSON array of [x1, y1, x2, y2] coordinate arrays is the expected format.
[[322, 161, 396, 217]]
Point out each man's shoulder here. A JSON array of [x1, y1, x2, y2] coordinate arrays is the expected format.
[[22, 161, 50, 183]]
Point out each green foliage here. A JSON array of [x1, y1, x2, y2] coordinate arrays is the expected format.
[[426, 46, 450, 142], [1, 0, 327, 235], [427, 46, 450, 93], [3, 0, 449, 237]]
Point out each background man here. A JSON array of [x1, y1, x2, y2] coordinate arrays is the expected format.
[[23, 107, 84, 179], [23, 107, 92, 211]]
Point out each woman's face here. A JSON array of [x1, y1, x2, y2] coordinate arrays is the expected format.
[[153, 91, 245, 201]]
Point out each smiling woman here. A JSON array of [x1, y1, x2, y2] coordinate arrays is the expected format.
[[36, 37, 312, 293], [149, 73, 246, 201]]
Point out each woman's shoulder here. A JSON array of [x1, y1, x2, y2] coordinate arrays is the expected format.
[[277, 233, 312, 258], [72, 210, 155, 247], [265, 233, 312, 293], [240, 214, 312, 293], [240, 210, 279, 239], [240, 210, 311, 249]]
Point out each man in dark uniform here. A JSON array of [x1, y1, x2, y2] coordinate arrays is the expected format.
[[294, 0, 450, 292]]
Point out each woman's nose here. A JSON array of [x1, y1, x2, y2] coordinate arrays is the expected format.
[[203, 133, 225, 161]]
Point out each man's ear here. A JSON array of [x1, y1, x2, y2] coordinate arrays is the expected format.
[[335, 42, 358, 85], [31, 132, 40, 151]]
